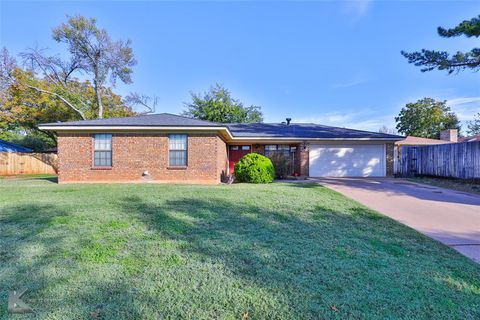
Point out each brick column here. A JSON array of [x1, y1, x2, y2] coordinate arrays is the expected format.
[[299, 142, 309, 177], [386, 143, 394, 176]]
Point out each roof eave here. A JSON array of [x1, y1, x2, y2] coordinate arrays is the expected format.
[[229, 136, 404, 141], [38, 125, 235, 140], [38, 125, 403, 142]]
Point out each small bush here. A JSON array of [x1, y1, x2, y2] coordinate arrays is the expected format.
[[269, 153, 292, 179], [234, 153, 275, 183]]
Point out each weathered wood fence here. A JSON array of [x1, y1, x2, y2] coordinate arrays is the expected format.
[[397, 141, 480, 179], [0, 152, 58, 175]]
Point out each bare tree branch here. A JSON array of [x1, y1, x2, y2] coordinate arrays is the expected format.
[[23, 83, 87, 120], [124, 92, 157, 114]]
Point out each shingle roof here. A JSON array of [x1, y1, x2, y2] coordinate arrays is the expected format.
[[40, 113, 403, 140], [395, 136, 452, 146], [40, 113, 221, 127], [227, 123, 403, 139], [459, 134, 480, 142], [0, 139, 32, 153]]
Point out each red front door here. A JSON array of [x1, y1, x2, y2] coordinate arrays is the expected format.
[[229, 145, 251, 173]]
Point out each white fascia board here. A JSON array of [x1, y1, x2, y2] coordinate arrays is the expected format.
[[38, 125, 234, 140]]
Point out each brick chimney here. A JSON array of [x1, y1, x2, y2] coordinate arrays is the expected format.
[[440, 129, 458, 142]]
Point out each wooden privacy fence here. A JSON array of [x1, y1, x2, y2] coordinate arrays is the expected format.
[[398, 141, 480, 179], [0, 152, 58, 175]]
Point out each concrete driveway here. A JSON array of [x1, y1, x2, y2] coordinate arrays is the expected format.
[[314, 178, 480, 263]]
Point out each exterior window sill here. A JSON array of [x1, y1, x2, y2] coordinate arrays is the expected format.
[[91, 166, 113, 170], [167, 166, 187, 170]]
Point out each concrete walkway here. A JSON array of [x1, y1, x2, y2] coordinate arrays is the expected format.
[[314, 178, 480, 263]]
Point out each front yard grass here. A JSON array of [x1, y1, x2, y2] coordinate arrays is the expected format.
[[0, 178, 479, 319]]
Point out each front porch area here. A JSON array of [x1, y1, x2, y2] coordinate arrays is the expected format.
[[227, 143, 309, 177]]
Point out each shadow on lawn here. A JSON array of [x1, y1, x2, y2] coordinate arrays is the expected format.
[[280, 181, 325, 189], [119, 195, 480, 318], [0, 175, 58, 183], [33, 176, 58, 183], [0, 203, 144, 319], [1, 195, 479, 319]]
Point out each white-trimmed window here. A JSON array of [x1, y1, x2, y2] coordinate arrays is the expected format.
[[265, 144, 291, 158], [93, 134, 112, 167], [169, 134, 187, 166]]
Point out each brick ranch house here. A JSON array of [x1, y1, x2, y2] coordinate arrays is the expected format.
[[39, 113, 403, 184]]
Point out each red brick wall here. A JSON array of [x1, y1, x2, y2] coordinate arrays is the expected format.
[[57, 132, 227, 184]]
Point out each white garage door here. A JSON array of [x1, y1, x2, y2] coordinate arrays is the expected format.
[[309, 144, 386, 177]]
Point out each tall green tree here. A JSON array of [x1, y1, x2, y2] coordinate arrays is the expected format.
[[183, 84, 263, 123], [3, 15, 136, 120], [466, 113, 480, 136], [395, 98, 460, 139], [0, 15, 156, 150], [0, 66, 136, 148], [50, 15, 136, 118], [401, 15, 480, 73]]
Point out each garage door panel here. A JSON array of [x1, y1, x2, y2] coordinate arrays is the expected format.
[[309, 144, 385, 177]]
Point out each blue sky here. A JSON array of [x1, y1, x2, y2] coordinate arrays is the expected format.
[[1, 1, 479, 133]]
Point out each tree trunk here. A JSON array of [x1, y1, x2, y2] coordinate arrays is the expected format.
[[94, 79, 103, 119]]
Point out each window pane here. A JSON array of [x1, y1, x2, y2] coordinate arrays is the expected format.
[[94, 134, 112, 150], [241, 146, 250, 150], [169, 135, 187, 166], [264, 144, 291, 158], [169, 150, 186, 166], [169, 134, 187, 150], [265, 145, 277, 151], [94, 151, 112, 167]]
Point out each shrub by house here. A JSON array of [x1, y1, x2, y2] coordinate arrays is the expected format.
[[234, 153, 275, 183]]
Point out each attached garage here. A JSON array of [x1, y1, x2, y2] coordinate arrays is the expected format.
[[309, 144, 386, 177]]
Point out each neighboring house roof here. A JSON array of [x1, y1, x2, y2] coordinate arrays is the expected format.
[[39, 113, 404, 141], [459, 134, 480, 142], [395, 136, 452, 146], [0, 139, 33, 153]]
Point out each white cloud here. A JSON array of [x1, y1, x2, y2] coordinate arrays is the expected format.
[[342, 0, 373, 22], [296, 110, 395, 132], [331, 77, 368, 89], [296, 112, 354, 124], [446, 97, 480, 121], [281, 95, 480, 134]]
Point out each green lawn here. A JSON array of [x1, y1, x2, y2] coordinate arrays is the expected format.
[[1, 177, 479, 319]]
